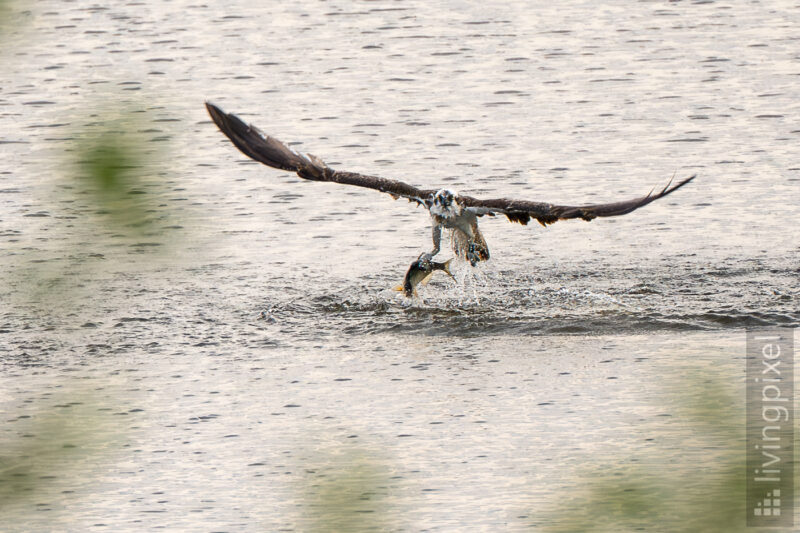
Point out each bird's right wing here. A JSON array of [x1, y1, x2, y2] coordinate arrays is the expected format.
[[206, 102, 435, 206]]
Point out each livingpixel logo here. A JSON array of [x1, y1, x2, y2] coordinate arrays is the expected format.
[[746, 329, 794, 528], [753, 489, 781, 517]]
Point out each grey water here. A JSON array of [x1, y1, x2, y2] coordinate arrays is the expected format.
[[0, 0, 798, 531]]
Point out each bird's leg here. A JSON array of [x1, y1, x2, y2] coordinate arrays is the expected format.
[[422, 223, 442, 262], [467, 242, 479, 267]]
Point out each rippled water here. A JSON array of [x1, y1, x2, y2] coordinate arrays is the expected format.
[[1, 0, 798, 530]]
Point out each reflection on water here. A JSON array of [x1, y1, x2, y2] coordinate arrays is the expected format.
[[1, 0, 798, 530]]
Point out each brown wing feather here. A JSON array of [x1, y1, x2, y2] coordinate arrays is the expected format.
[[206, 102, 434, 205], [460, 175, 695, 226]]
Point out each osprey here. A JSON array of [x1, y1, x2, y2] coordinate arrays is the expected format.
[[206, 102, 695, 268]]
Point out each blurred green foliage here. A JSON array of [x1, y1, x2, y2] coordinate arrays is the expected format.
[[1, 104, 168, 519], [8, 103, 180, 309], [540, 369, 747, 533], [300, 447, 394, 532], [0, 0, 28, 41], [0, 387, 121, 516], [0, 0, 11, 33], [71, 110, 170, 239]]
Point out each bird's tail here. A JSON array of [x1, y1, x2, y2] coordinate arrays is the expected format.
[[205, 102, 331, 180]]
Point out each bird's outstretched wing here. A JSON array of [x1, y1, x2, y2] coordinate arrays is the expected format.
[[460, 175, 696, 226], [206, 102, 434, 205]]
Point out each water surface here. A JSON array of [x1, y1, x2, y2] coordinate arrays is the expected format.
[[0, 0, 798, 530]]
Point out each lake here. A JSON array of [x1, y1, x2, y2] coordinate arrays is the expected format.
[[0, 0, 798, 530]]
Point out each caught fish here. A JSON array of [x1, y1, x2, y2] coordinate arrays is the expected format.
[[394, 254, 454, 298]]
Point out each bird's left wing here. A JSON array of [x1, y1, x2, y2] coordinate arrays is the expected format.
[[206, 102, 434, 205], [460, 175, 696, 226]]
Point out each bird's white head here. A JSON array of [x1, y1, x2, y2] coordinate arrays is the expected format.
[[430, 188, 460, 218]]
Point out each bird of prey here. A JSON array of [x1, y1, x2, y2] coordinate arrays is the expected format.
[[206, 102, 695, 268]]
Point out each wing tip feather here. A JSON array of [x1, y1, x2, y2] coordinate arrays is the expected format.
[[662, 173, 696, 196]]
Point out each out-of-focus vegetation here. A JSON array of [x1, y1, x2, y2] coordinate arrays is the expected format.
[[69, 109, 172, 240], [9, 104, 181, 310], [2, 104, 174, 523], [299, 446, 395, 532], [0, 0, 29, 41], [291, 372, 750, 533], [0, 387, 122, 516], [0, 0, 12, 33], [540, 369, 747, 532], [2, 8, 176, 508], [2, 4, 145, 524]]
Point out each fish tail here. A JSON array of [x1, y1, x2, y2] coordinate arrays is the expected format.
[[394, 284, 415, 298], [443, 259, 455, 280]]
